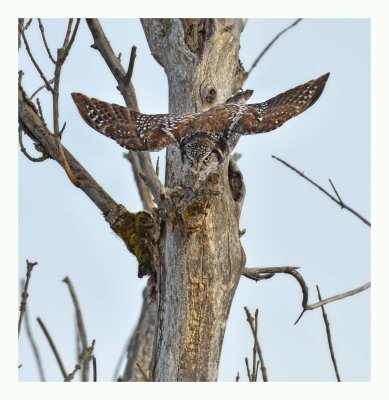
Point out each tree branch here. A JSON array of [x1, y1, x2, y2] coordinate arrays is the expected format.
[[64, 340, 95, 382], [23, 305, 46, 381], [37, 19, 56, 64], [62, 276, 89, 382], [247, 19, 302, 77], [244, 307, 268, 382], [18, 260, 38, 337], [242, 267, 370, 324], [37, 317, 67, 379], [316, 285, 341, 382], [19, 25, 54, 93], [272, 155, 371, 227], [86, 18, 163, 206]]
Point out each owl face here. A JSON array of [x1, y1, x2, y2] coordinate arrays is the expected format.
[[181, 138, 220, 181]]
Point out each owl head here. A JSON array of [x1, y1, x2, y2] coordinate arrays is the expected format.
[[180, 133, 222, 181]]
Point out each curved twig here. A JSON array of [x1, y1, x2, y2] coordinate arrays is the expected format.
[[19, 126, 49, 162], [37, 317, 67, 379], [242, 267, 370, 324]]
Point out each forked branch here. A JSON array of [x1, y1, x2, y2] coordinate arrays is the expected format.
[[272, 155, 371, 227]]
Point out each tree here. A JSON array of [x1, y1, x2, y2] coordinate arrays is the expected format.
[[18, 18, 370, 382]]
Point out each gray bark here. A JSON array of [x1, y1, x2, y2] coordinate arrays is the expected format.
[[139, 18, 247, 382]]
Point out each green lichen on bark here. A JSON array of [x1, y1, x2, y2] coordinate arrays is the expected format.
[[110, 211, 159, 278]]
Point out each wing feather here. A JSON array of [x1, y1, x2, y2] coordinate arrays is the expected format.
[[71, 93, 195, 151], [232, 73, 330, 135]]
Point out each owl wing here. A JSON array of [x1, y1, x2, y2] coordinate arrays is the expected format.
[[231, 73, 330, 135], [71, 93, 195, 151]]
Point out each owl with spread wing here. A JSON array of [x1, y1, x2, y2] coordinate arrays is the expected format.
[[72, 73, 329, 181]]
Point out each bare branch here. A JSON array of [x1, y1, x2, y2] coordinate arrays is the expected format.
[[329, 178, 344, 208], [244, 357, 252, 382], [23, 304, 46, 381], [235, 371, 240, 382], [18, 260, 38, 337], [242, 267, 370, 324], [247, 19, 302, 77], [93, 356, 97, 382], [124, 152, 154, 211], [112, 337, 130, 381], [307, 282, 371, 311], [62, 276, 89, 381], [19, 126, 49, 162], [86, 18, 163, 206], [316, 285, 341, 382], [272, 155, 371, 227], [62, 18, 74, 49], [64, 340, 95, 382], [19, 86, 122, 216], [19, 26, 54, 93], [123, 45, 137, 87], [37, 19, 56, 64], [36, 317, 67, 379], [31, 78, 55, 99], [244, 307, 268, 382]]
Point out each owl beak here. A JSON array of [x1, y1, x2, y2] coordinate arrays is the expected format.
[[196, 163, 202, 173]]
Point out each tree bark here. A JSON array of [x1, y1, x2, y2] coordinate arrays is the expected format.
[[140, 18, 247, 382]]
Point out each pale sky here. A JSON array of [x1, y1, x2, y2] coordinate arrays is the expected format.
[[18, 18, 370, 382]]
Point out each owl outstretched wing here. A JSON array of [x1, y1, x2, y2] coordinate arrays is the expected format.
[[231, 73, 330, 135], [71, 93, 195, 151]]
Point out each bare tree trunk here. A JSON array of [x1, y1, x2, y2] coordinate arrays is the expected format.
[[138, 18, 247, 382]]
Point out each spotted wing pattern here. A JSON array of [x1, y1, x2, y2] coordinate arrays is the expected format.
[[231, 72, 330, 135], [71, 93, 195, 151]]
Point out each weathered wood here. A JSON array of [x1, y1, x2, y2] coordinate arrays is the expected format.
[[142, 18, 247, 381]]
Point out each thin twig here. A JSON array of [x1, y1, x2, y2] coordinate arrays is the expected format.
[[18, 260, 38, 337], [307, 282, 371, 311], [112, 336, 130, 381], [244, 357, 252, 382], [242, 267, 370, 325], [35, 98, 46, 125], [123, 45, 137, 87], [24, 18, 33, 30], [244, 306, 268, 381], [329, 179, 344, 208], [247, 19, 302, 76], [235, 371, 240, 382], [37, 317, 67, 379], [93, 356, 97, 382], [56, 136, 80, 187], [37, 19, 56, 64], [62, 18, 74, 49], [64, 340, 95, 382], [62, 276, 89, 382], [21, 279, 46, 382], [156, 156, 160, 177], [272, 155, 371, 227], [316, 285, 341, 382], [19, 126, 49, 162], [31, 78, 55, 99], [19, 26, 54, 93], [18, 70, 24, 85], [136, 362, 149, 381]]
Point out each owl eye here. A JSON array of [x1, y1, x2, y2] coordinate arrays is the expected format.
[[203, 155, 210, 164], [188, 158, 194, 166]]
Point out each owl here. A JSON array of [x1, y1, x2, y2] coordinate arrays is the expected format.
[[72, 73, 329, 181]]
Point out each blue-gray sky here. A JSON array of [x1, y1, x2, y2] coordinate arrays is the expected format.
[[18, 18, 370, 382]]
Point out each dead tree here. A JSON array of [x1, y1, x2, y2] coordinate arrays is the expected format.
[[18, 18, 369, 382]]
